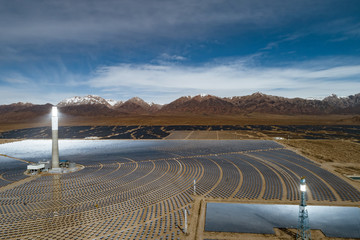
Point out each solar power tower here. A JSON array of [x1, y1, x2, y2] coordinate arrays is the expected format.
[[297, 177, 311, 240], [51, 106, 60, 171]]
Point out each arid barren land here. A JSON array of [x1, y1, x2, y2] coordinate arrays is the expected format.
[[279, 140, 360, 185], [1, 113, 360, 131]]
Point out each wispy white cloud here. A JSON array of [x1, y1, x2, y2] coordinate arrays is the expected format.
[[150, 53, 188, 66], [88, 57, 360, 101], [2, 74, 30, 84], [261, 33, 304, 51], [159, 53, 186, 62], [1, 58, 359, 105], [87, 58, 360, 103]]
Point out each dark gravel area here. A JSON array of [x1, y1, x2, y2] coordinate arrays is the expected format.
[[0, 125, 359, 140]]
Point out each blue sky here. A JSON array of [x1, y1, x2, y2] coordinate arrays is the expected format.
[[0, 0, 360, 104]]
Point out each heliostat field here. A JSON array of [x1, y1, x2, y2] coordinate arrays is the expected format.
[[0, 140, 359, 239]]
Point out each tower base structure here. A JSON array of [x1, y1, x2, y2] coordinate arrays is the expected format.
[[297, 206, 311, 240], [297, 177, 311, 240], [48, 168, 62, 174]]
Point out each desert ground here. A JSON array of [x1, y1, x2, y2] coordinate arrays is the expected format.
[[0, 113, 359, 132], [0, 139, 19, 144], [279, 140, 360, 177]]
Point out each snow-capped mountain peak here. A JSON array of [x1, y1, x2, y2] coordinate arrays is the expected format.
[[57, 95, 110, 107], [106, 99, 119, 107]]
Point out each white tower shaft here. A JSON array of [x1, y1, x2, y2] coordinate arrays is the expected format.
[[51, 107, 60, 169]]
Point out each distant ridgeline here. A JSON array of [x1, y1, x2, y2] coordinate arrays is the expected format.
[[0, 125, 359, 140], [1, 93, 360, 119]]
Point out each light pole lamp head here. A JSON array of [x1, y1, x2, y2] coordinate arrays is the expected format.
[[52, 106, 58, 117], [300, 177, 306, 192]]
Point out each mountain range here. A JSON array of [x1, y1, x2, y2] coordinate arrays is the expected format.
[[1, 93, 360, 122]]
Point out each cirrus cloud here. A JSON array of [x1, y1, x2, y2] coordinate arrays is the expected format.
[[87, 58, 360, 103]]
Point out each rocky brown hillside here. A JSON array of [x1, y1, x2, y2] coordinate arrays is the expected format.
[[0, 103, 52, 121], [227, 93, 333, 114], [160, 93, 360, 115], [160, 95, 239, 114], [113, 97, 153, 114]]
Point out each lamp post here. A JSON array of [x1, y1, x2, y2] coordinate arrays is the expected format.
[[184, 208, 188, 234], [194, 179, 196, 195], [51, 106, 60, 171]]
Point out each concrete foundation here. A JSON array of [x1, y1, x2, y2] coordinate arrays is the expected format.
[[48, 168, 62, 174]]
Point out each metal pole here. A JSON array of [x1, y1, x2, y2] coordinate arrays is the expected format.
[[193, 179, 196, 195]]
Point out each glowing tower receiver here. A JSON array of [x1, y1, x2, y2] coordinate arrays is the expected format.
[[297, 177, 311, 240], [51, 106, 60, 171]]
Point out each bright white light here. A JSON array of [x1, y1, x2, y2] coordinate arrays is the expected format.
[[300, 184, 306, 192], [52, 106, 58, 117]]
